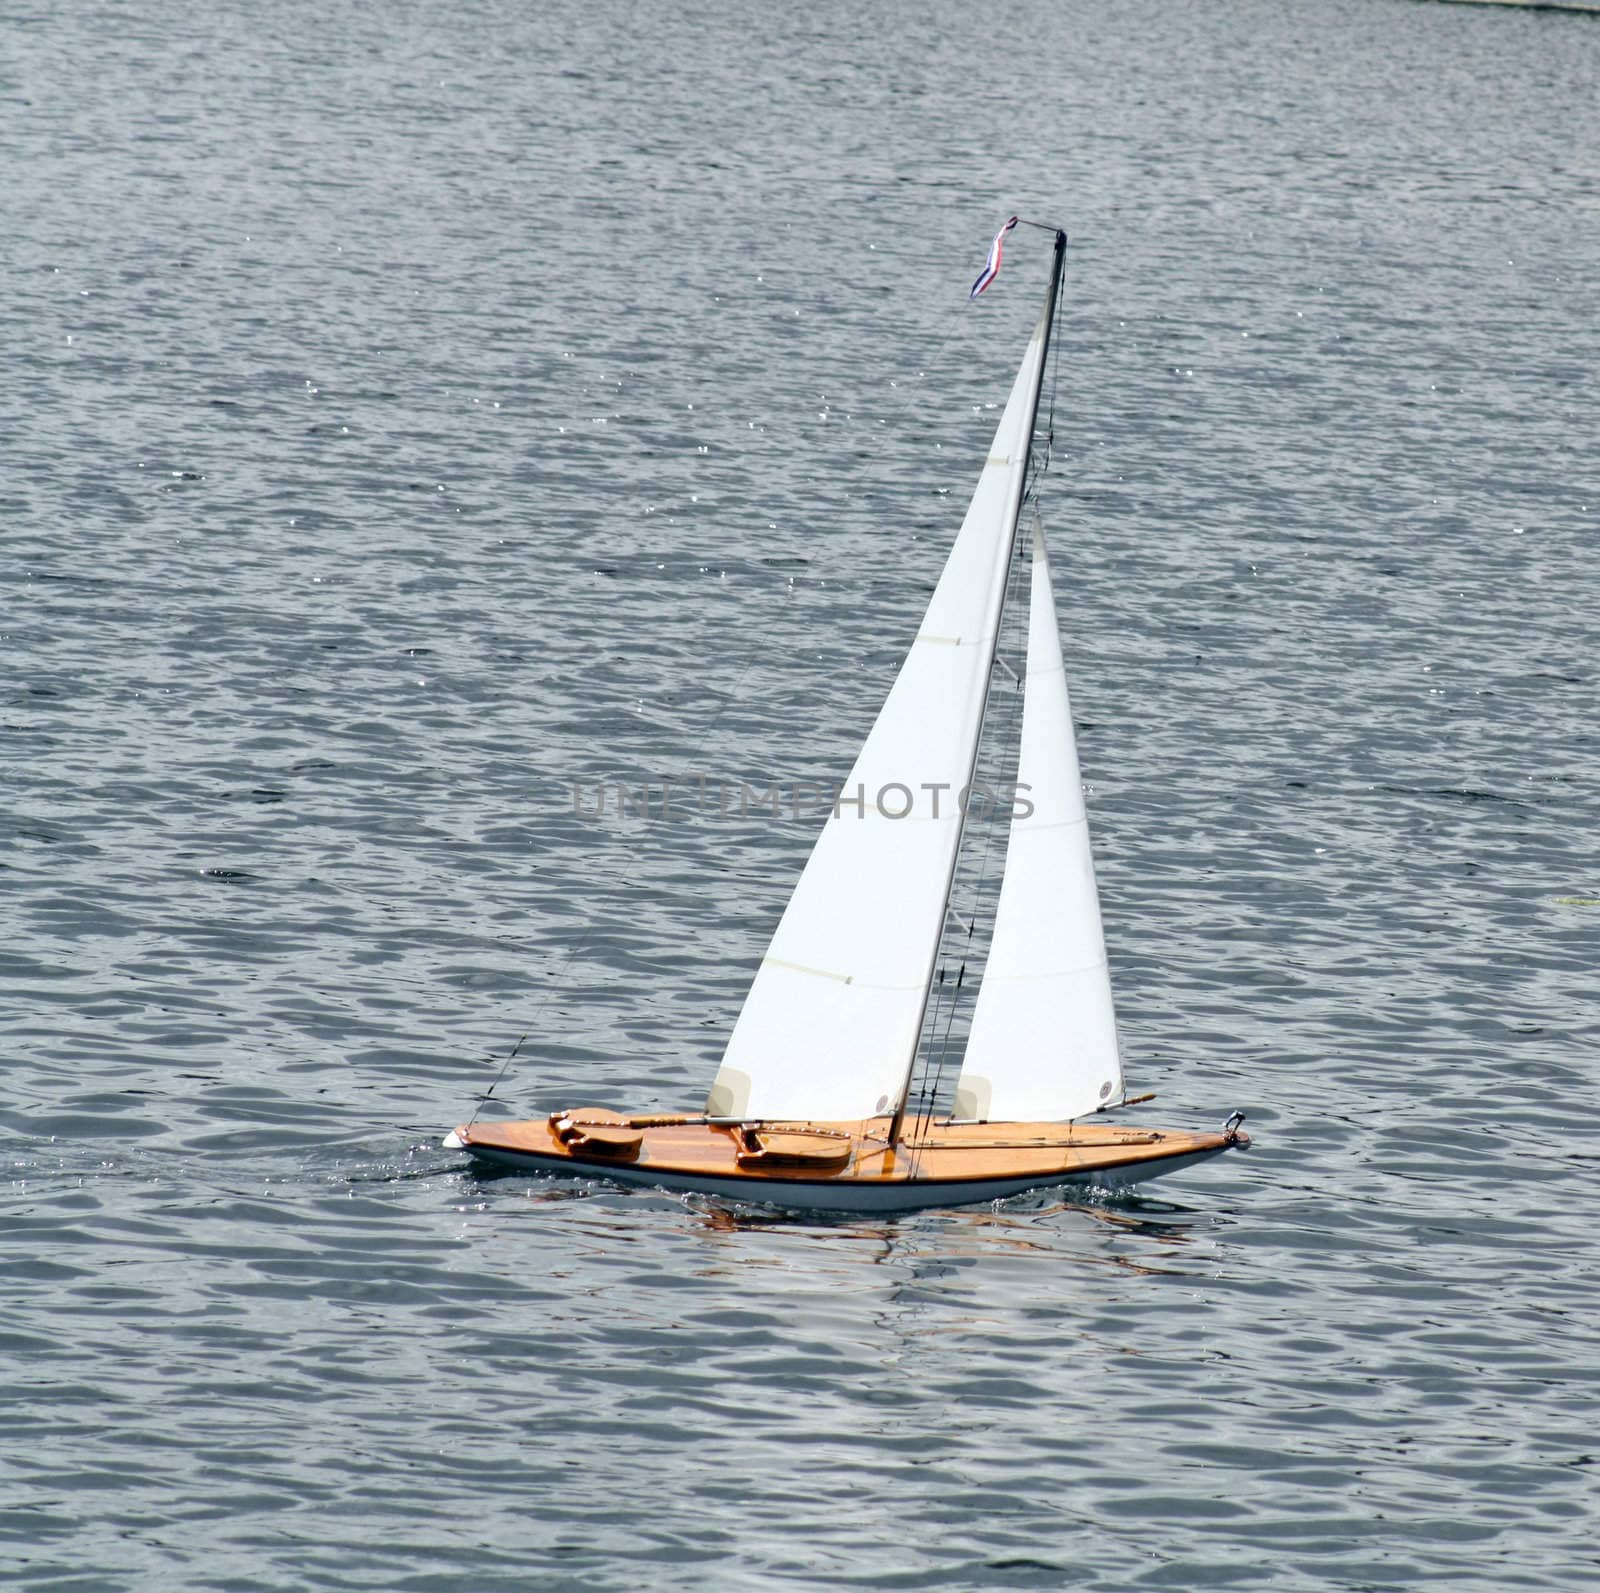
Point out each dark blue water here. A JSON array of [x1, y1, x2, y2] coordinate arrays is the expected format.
[[4, 0, 1598, 1587]]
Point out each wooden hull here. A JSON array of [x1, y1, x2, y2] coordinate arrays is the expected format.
[[445, 1113, 1249, 1213]]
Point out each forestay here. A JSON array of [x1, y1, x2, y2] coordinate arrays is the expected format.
[[954, 525, 1124, 1122], [708, 298, 1056, 1123]]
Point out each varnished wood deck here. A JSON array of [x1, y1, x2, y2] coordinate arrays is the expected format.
[[450, 1110, 1248, 1210]]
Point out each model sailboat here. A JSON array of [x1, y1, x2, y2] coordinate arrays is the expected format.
[[445, 226, 1248, 1211]]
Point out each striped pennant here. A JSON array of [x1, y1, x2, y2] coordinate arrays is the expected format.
[[969, 216, 1020, 298]]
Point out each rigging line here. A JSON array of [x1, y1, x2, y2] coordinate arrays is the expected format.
[[928, 958, 968, 1113], [915, 515, 1033, 1138], [917, 553, 1021, 1136], [921, 902, 979, 1087], [1043, 246, 1067, 475], [913, 475, 1035, 1137], [464, 920, 599, 1127], [913, 235, 1064, 1128], [468, 1032, 528, 1130], [916, 966, 950, 1114]]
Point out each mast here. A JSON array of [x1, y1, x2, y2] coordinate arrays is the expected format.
[[887, 229, 1067, 1147]]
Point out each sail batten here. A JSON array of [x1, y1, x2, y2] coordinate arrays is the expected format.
[[954, 524, 1124, 1123], [709, 260, 1062, 1126]]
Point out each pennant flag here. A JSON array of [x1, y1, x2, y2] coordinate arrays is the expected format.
[[969, 216, 1019, 299]]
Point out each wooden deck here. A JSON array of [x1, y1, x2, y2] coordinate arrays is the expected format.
[[451, 1110, 1249, 1209]]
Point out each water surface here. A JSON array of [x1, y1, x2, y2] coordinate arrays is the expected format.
[[3, 0, 1598, 1588]]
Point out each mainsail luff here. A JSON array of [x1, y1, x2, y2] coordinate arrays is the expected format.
[[707, 233, 1068, 1127]]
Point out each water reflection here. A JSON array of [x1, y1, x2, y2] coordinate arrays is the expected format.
[[466, 1158, 1227, 1289]]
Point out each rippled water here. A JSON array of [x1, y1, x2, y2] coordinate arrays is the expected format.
[[5, 0, 1598, 1588]]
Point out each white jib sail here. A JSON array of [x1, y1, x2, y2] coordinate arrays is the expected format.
[[953, 524, 1124, 1122], [708, 305, 1054, 1123]]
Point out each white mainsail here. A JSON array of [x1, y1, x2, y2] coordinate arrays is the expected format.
[[707, 297, 1057, 1124], [953, 524, 1124, 1122]]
